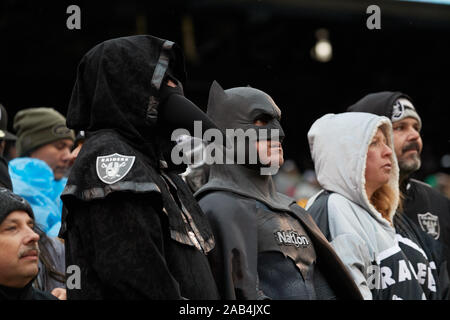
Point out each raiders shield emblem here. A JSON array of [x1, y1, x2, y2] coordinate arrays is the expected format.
[[391, 100, 405, 121], [417, 212, 440, 240], [96, 153, 136, 185]]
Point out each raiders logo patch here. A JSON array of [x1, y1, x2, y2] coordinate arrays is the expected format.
[[391, 100, 405, 121], [96, 153, 135, 185], [417, 212, 440, 240]]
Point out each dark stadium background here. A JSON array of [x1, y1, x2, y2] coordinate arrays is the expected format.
[[1, 0, 449, 180]]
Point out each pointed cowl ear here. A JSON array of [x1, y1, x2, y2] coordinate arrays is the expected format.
[[207, 80, 227, 118]]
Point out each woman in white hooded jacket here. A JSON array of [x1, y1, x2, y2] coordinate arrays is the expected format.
[[306, 112, 439, 300]]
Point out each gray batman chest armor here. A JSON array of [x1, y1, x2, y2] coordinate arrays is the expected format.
[[256, 203, 318, 299]]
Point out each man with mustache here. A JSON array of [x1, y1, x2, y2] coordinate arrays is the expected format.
[[348, 92, 450, 279], [0, 187, 56, 300]]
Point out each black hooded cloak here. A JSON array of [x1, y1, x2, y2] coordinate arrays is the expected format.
[[60, 35, 219, 299]]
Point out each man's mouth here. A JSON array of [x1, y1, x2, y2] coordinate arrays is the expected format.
[[19, 249, 39, 260], [404, 149, 418, 155], [55, 167, 68, 173], [402, 143, 420, 155]]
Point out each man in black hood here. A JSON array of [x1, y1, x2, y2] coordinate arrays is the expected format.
[[348, 92, 450, 281], [60, 35, 221, 299], [195, 81, 363, 300]]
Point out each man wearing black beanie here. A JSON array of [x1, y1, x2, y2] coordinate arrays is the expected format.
[[0, 188, 56, 300]]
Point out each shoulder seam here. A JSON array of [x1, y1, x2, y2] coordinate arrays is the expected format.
[[62, 181, 161, 201]]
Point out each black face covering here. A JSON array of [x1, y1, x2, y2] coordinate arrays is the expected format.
[[66, 35, 220, 167], [158, 83, 221, 137]]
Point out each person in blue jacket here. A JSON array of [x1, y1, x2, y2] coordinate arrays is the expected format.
[[8, 107, 75, 237]]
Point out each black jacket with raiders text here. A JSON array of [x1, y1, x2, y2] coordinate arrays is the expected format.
[[402, 178, 450, 278], [61, 131, 219, 299]]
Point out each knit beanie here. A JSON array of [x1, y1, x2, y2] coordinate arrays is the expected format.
[[0, 188, 34, 226], [13, 108, 75, 157], [391, 98, 422, 130], [347, 91, 422, 130]]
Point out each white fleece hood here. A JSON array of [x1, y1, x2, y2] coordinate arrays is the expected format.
[[307, 112, 399, 224]]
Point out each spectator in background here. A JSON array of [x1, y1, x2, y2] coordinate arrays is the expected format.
[[0, 147, 11, 189], [0, 188, 57, 300], [2, 140, 17, 162], [0, 103, 17, 189], [297, 170, 321, 200], [347, 92, 450, 277], [3, 107, 70, 298], [432, 171, 450, 199], [8, 107, 75, 237], [273, 160, 320, 208], [273, 159, 302, 198], [1, 105, 67, 296]]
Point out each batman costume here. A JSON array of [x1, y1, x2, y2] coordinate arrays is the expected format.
[[60, 35, 220, 299], [195, 81, 363, 300]]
